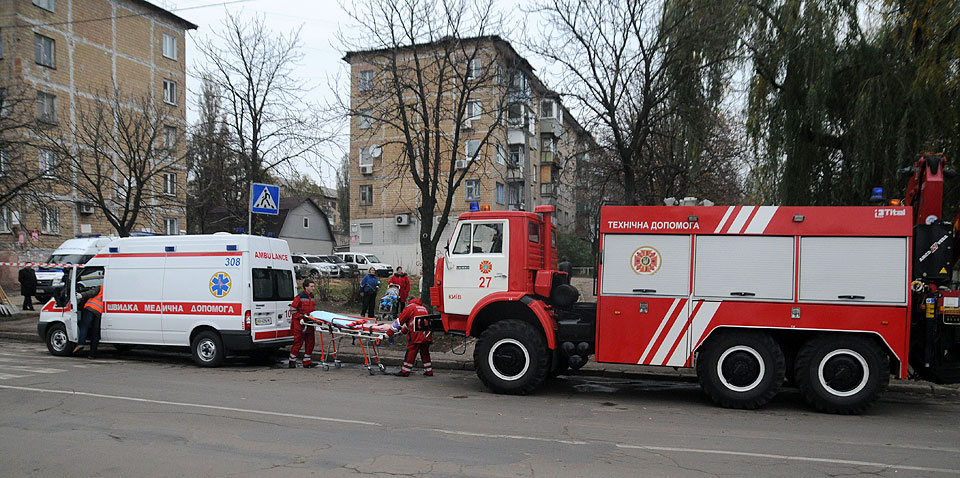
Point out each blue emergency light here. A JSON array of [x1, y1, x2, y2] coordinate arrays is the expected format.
[[165, 246, 175, 252], [109, 247, 118, 253], [469, 201, 480, 211], [236, 227, 245, 234], [226, 245, 238, 251], [870, 187, 884, 201]]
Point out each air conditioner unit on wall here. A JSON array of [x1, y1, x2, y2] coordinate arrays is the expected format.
[[78, 202, 95, 214], [455, 159, 469, 170], [395, 213, 410, 226], [360, 164, 373, 175]]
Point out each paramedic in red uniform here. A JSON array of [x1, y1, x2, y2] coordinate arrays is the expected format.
[[388, 266, 411, 314], [288, 279, 319, 368], [388, 297, 432, 376]]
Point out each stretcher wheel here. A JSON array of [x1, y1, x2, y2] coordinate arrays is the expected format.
[[378, 363, 386, 373], [368, 367, 376, 375], [335, 361, 342, 369], [322, 364, 329, 371]]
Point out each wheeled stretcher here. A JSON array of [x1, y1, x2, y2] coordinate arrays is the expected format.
[[304, 311, 394, 374]]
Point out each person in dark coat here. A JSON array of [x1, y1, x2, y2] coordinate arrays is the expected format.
[[18, 267, 37, 311], [360, 268, 380, 318], [74, 285, 104, 358], [558, 256, 572, 276]]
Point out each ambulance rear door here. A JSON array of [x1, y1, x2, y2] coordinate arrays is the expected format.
[[249, 237, 295, 343]]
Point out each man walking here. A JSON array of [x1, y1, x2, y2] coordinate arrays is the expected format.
[[288, 279, 319, 368], [18, 266, 37, 310], [387, 297, 433, 377]]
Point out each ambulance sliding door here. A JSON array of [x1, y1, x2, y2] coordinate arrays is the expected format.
[[597, 234, 691, 365], [101, 254, 165, 344]]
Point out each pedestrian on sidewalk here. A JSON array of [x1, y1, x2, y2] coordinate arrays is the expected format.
[[387, 297, 433, 377], [360, 268, 380, 318], [388, 266, 411, 314], [74, 285, 103, 358], [288, 279, 319, 368], [18, 266, 37, 311]]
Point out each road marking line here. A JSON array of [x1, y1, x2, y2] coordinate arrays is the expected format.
[[0, 373, 29, 380], [0, 384, 381, 427], [431, 429, 588, 445], [616, 444, 960, 475], [2, 366, 66, 373]]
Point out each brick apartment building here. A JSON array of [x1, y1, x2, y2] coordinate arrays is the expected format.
[[343, 36, 597, 272], [0, 0, 195, 272]]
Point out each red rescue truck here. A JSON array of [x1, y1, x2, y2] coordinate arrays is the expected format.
[[424, 154, 960, 414]]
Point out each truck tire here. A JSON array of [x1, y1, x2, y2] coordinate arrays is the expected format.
[[795, 335, 889, 414], [696, 331, 785, 409], [474, 320, 550, 395], [45, 323, 74, 357], [191, 331, 225, 367]]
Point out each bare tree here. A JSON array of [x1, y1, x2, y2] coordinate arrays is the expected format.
[[340, 0, 509, 304], [197, 13, 332, 229], [38, 91, 183, 236], [0, 80, 53, 209], [527, 0, 745, 205]]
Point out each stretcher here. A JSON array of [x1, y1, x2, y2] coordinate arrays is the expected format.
[[304, 311, 394, 374]]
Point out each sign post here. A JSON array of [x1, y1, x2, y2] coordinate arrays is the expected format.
[[249, 183, 280, 234]]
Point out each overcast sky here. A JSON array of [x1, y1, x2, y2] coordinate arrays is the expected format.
[[159, 0, 549, 189]]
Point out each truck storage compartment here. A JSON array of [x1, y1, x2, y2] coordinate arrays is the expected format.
[[693, 235, 794, 300], [601, 234, 690, 296], [799, 236, 907, 304]]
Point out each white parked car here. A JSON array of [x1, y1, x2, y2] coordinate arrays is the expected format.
[[336, 252, 393, 277]]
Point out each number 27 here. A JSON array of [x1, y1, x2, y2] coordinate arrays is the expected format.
[[478, 277, 492, 288]]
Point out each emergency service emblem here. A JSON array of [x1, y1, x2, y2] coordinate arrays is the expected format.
[[631, 247, 661, 275], [479, 260, 493, 274], [209, 272, 232, 298]]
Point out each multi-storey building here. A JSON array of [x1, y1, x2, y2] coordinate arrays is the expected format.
[[343, 35, 597, 272], [0, 0, 195, 265]]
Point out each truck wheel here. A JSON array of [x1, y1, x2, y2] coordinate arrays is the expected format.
[[45, 323, 74, 357], [696, 331, 785, 409], [474, 320, 549, 395], [191, 331, 225, 367], [795, 336, 888, 414]]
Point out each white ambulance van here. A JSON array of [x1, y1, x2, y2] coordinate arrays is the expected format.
[[37, 234, 296, 366]]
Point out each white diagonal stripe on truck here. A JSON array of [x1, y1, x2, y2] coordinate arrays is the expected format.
[[638, 298, 682, 364], [743, 206, 779, 234]]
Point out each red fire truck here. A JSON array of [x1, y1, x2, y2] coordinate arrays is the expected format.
[[425, 154, 960, 414]]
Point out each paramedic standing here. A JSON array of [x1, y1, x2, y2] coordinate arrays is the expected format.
[[74, 285, 104, 358], [388, 266, 411, 314], [288, 279, 319, 368], [360, 267, 380, 318], [388, 297, 433, 376]]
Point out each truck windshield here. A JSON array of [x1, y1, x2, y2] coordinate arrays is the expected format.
[[48, 254, 93, 264]]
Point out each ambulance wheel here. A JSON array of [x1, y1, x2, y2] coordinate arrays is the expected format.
[[795, 335, 889, 415], [46, 323, 73, 357], [191, 331, 225, 367], [474, 319, 549, 395], [696, 331, 784, 409]]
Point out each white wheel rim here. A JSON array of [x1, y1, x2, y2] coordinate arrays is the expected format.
[[818, 349, 869, 397], [488, 338, 530, 381], [717, 345, 765, 393]]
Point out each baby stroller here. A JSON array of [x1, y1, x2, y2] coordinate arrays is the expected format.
[[378, 284, 401, 321]]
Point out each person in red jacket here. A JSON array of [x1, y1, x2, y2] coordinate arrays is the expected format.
[[387, 297, 432, 376], [288, 279, 319, 368], [388, 267, 411, 314]]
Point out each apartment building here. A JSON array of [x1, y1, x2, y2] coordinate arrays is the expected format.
[[343, 35, 597, 272], [0, 0, 195, 262]]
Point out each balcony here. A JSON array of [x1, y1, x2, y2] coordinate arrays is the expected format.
[[507, 128, 527, 145], [540, 182, 556, 197], [540, 150, 561, 168], [539, 117, 562, 137], [506, 165, 524, 182]]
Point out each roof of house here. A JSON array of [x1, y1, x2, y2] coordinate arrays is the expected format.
[[260, 197, 336, 241], [132, 0, 199, 30], [343, 34, 535, 77]]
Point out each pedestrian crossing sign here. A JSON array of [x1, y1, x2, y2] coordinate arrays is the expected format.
[[251, 183, 280, 215]]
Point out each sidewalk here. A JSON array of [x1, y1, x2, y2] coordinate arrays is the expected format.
[[4, 296, 958, 397]]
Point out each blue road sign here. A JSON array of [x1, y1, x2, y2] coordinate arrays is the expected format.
[[251, 183, 280, 215]]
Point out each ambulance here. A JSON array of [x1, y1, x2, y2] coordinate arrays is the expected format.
[[34, 235, 117, 303], [37, 234, 296, 366]]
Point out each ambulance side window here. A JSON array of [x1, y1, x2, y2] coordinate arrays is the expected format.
[[452, 223, 472, 254], [254, 268, 295, 301], [275, 270, 294, 301]]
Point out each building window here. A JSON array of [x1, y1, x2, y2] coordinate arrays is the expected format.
[[358, 70, 374, 91], [465, 139, 481, 161], [0, 29, 4, 59], [358, 109, 374, 129], [540, 99, 556, 119], [33, 0, 55, 12], [509, 144, 523, 167], [465, 179, 480, 201], [466, 100, 482, 120], [496, 143, 505, 165], [359, 224, 373, 244], [162, 79, 177, 105], [39, 149, 56, 176], [40, 206, 59, 234], [162, 125, 177, 151], [162, 33, 177, 60], [163, 172, 176, 196], [0, 149, 8, 174], [467, 58, 482, 79], [496, 182, 505, 205], [34, 33, 55, 68], [0, 88, 6, 117], [359, 184, 373, 206], [0, 207, 10, 233], [37, 91, 56, 123], [164, 217, 178, 235], [303, 217, 309, 228], [359, 146, 374, 167], [507, 103, 523, 126]]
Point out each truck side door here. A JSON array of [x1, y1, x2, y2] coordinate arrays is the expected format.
[[443, 221, 509, 316]]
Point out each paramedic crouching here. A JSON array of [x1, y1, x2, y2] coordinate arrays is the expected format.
[[73, 285, 104, 359], [288, 279, 319, 368]]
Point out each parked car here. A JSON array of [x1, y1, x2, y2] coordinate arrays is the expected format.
[[336, 252, 393, 277], [320, 254, 359, 277], [291, 254, 339, 279]]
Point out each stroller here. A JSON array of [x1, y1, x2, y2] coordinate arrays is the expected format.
[[378, 284, 401, 321]]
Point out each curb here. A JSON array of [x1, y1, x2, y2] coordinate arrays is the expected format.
[[4, 331, 957, 397]]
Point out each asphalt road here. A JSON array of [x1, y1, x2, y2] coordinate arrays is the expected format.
[[1, 341, 959, 477]]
